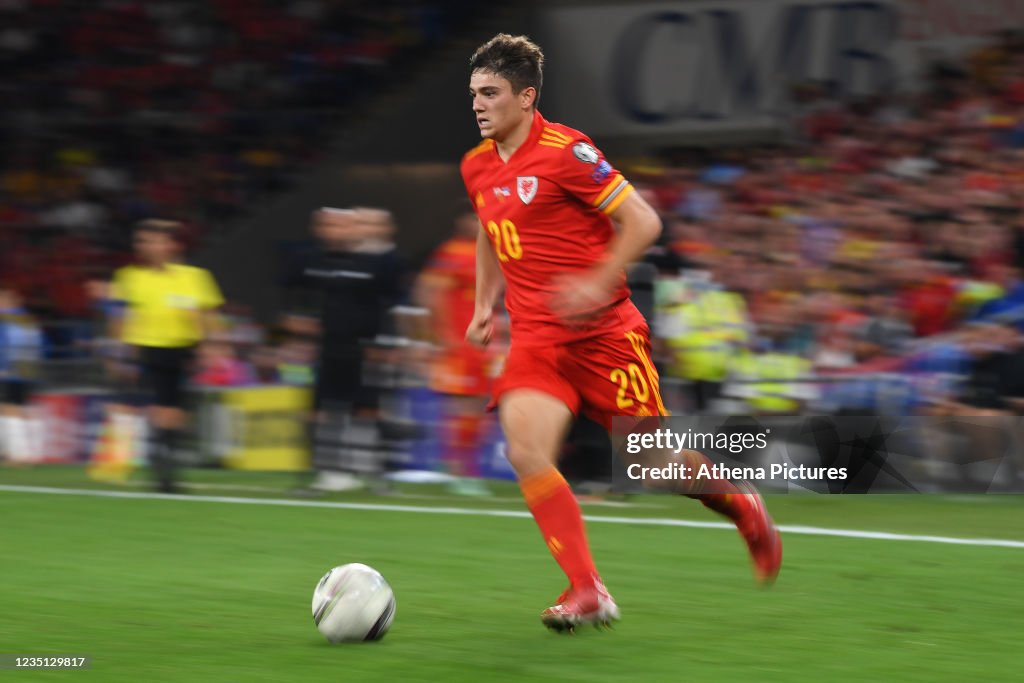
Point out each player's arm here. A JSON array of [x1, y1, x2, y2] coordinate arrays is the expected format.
[[548, 138, 662, 320], [475, 225, 504, 312], [105, 273, 127, 343], [102, 272, 135, 378], [596, 190, 662, 288], [106, 305, 124, 343], [200, 309, 223, 339], [551, 190, 662, 320], [466, 225, 504, 346]]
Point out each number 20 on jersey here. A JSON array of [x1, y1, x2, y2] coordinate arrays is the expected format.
[[486, 219, 522, 262]]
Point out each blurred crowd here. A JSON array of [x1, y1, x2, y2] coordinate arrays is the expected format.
[[4, 28, 1024, 425], [0, 0, 475, 321], [632, 29, 1024, 416]]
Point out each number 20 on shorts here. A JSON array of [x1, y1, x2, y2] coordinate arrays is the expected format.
[[486, 219, 522, 262], [610, 363, 650, 409]]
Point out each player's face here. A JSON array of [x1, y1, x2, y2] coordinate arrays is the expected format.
[[470, 70, 531, 141], [134, 230, 176, 265]]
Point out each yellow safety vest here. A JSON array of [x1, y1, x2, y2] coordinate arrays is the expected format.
[[734, 351, 810, 414], [112, 264, 224, 348], [665, 290, 748, 382]]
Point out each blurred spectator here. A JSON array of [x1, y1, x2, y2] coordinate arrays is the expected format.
[[193, 338, 254, 387], [275, 331, 317, 386], [0, 0, 478, 320], [6, 23, 1024, 432], [859, 291, 914, 358], [0, 287, 44, 464], [934, 323, 1024, 415]]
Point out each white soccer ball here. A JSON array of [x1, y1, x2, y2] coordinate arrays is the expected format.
[[312, 563, 396, 643]]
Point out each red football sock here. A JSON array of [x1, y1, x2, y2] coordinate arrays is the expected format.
[[519, 466, 598, 589]]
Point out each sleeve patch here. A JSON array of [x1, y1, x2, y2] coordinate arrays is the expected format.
[[591, 160, 613, 183], [572, 142, 600, 164]]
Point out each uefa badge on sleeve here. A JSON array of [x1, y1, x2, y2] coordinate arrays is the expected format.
[[572, 142, 600, 164], [517, 176, 538, 205]]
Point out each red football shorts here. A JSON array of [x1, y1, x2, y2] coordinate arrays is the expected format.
[[488, 325, 668, 430], [431, 343, 491, 397]]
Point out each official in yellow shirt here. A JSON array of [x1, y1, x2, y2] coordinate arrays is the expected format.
[[109, 219, 224, 493]]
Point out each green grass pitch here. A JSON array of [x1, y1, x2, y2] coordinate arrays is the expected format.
[[2, 466, 1023, 682]]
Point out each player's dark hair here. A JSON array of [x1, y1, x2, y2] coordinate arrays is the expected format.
[[470, 33, 544, 105], [135, 218, 181, 239]]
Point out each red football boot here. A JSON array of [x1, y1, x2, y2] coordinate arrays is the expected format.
[[540, 578, 620, 633], [735, 482, 782, 585]]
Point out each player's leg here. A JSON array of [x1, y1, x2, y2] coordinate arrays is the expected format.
[[575, 327, 782, 584], [146, 347, 191, 494], [302, 355, 339, 490], [353, 343, 393, 489], [307, 351, 366, 492], [443, 393, 489, 495], [149, 403, 185, 493], [434, 346, 490, 495], [138, 347, 171, 492], [494, 343, 618, 630], [499, 388, 617, 630]]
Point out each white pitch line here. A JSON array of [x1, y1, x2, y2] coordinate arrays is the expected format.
[[31, 479, 664, 508], [2, 484, 1024, 550]]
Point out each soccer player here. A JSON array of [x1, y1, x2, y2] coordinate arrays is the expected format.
[[418, 201, 493, 495], [108, 219, 224, 493], [460, 34, 782, 631]]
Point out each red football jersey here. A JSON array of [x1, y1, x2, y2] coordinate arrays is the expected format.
[[423, 235, 492, 396], [460, 110, 642, 344], [423, 235, 477, 344]]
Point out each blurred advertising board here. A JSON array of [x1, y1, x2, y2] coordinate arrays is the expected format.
[[33, 393, 85, 463], [196, 386, 312, 471], [538, 0, 1021, 139]]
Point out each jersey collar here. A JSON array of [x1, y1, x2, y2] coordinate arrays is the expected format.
[[524, 109, 546, 150], [496, 109, 546, 164]]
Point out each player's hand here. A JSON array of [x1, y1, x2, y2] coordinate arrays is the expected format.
[[465, 309, 494, 347], [550, 270, 614, 323]]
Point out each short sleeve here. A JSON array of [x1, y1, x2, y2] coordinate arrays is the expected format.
[[195, 268, 225, 310], [555, 139, 635, 215]]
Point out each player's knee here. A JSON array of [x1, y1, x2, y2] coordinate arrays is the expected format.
[[504, 440, 557, 477], [498, 390, 573, 475]]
